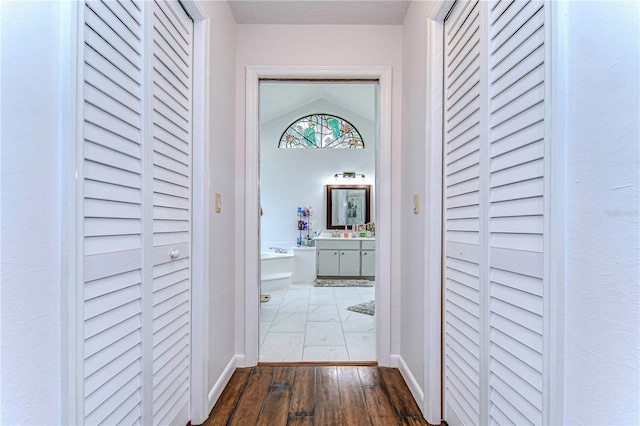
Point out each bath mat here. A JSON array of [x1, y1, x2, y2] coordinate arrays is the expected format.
[[347, 300, 375, 316], [314, 278, 374, 287]]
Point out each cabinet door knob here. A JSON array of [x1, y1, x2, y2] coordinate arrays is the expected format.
[[170, 249, 180, 259]]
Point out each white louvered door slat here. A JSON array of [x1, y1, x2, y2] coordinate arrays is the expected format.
[[443, 0, 548, 425], [150, 1, 193, 425], [80, 1, 193, 424], [443, 1, 482, 425], [81, 1, 144, 424]]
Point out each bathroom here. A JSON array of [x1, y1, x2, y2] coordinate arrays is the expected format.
[[258, 81, 377, 362]]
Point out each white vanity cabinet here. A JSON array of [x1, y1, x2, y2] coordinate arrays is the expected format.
[[360, 240, 376, 277], [338, 250, 361, 276], [315, 238, 375, 278], [317, 249, 339, 275]]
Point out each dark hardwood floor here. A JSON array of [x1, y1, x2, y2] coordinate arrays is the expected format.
[[201, 365, 434, 426]]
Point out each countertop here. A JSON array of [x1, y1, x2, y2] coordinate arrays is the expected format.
[[313, 236, 375, 241]]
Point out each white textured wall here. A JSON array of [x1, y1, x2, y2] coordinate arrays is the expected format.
[[563, 1, 640, 424], [400, 0, 428, 416], [236, 24, 403, 356], [0, 2, 67, 423], [199, 0, 239, 408], [260, 98, 376, 250]]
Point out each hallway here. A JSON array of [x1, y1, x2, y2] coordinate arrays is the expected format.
[[1, 1, 638, 425]]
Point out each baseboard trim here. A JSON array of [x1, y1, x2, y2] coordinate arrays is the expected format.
[[389, 353, 400, 368], [207, 355, 240, 414], [396, 355, 426, 417], [258, 361, 378, 367]]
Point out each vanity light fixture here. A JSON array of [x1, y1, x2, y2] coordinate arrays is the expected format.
[[334, 171, 366, 180]]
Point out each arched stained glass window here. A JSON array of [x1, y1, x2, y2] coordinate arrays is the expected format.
[[278, 114, 364, 149]]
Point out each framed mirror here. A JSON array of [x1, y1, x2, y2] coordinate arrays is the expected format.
[[326, 185, 371, 229]]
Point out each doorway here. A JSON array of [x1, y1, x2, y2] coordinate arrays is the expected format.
[[258, 81, 378, 362], [243, 66, 393, 367]]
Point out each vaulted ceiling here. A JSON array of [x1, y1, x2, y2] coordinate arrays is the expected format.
[[227, 0, 411, 25], [260, 82, 377, 125]]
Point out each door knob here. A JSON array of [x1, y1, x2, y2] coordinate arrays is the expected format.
[[170, 249, 180, 259]]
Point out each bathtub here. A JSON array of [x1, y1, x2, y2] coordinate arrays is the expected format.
[[260, 251, 294, 292]]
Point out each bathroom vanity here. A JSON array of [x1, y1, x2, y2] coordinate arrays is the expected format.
[[314, 237, 375, 279]]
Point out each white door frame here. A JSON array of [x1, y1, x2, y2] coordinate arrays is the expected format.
[[422, 1, 451, 423], [182, 1, 211, 424], [243, 65, 393, 366]]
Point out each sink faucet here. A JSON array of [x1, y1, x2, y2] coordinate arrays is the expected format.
[[269, 247, 288, 254]]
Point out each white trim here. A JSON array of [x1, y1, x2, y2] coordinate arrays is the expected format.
[[389, 353, 401, 368], [243, 65, 393, 367], [187, 4, 211, 424], [544, 1, 566, 424], [397, 355, 425, 417], [181, 0, 208, 21], [63, 2, 83, 424], [375, 67, 393, 367], [0, 0, 2, 416], [243, 66, 261, 366], [423, 1, 449, 423], [428, 0, 455, 21], [206, 355, 240, 414]]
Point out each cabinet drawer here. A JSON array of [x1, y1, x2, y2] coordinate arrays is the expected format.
[[361, 240, 376, 250], [316, 240, 360, 250]]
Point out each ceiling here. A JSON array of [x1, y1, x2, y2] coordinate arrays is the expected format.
[[227, 0, 412, 25], [260, 81, 377, 124]]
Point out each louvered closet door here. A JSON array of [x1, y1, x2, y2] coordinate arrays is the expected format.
[[79, 1, 193, 424], [81, 1, 145, 424], [487, 1, 545, 424], [149, 1, 193, 425], [443, 1, 548, 425], [443, 1, 482, 425]]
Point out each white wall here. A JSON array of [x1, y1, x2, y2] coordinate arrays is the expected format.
[[260, 98, 376, 250], [0, 2, 69, 423], [563, 1, 640, 424], [399, 0, 429, 416], [199, 0, 239, 412], [236, 24, 404, 358]]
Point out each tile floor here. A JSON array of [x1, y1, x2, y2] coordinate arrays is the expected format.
[[259, 282, 376, 362]]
